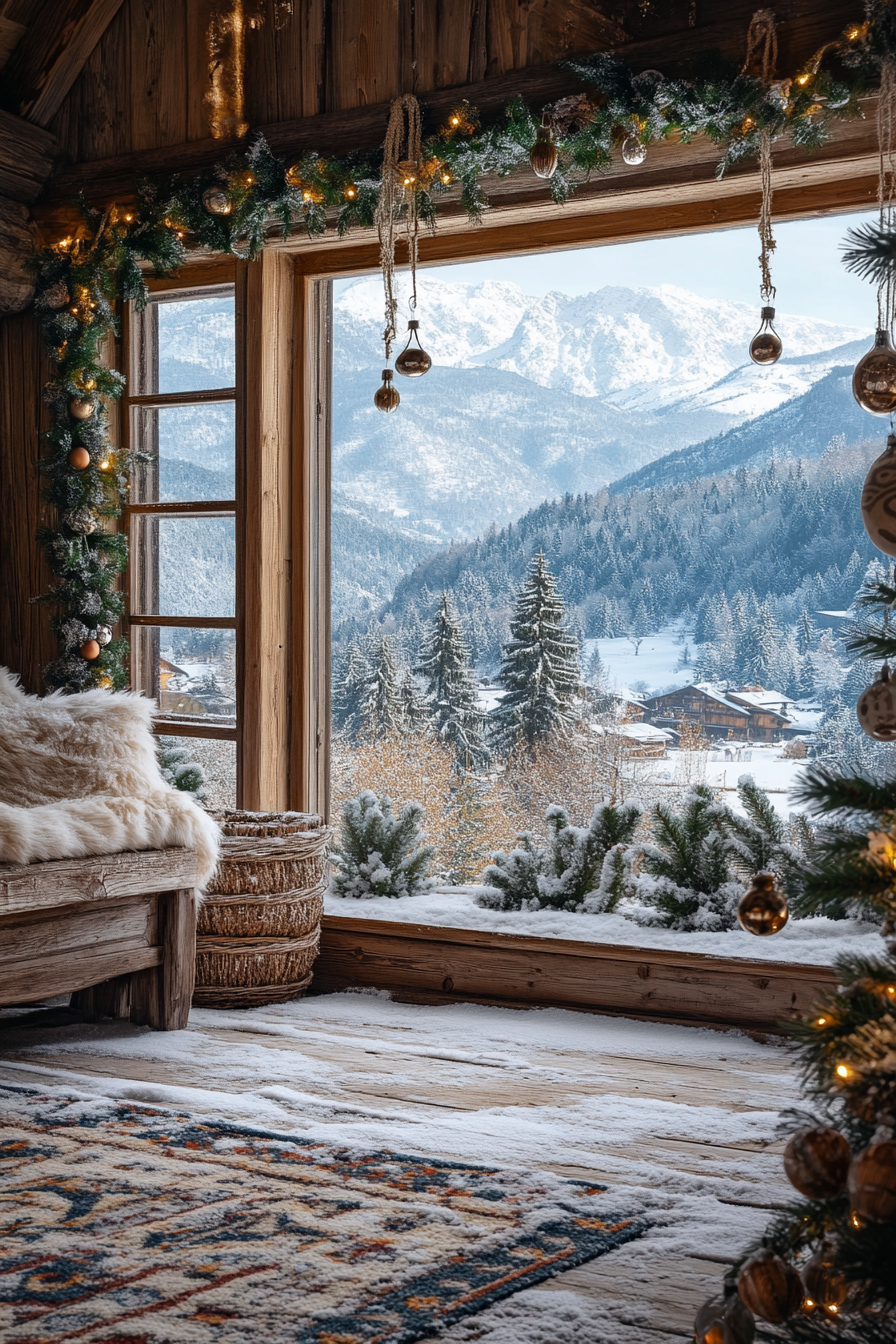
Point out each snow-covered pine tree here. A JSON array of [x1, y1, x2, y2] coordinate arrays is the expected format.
[[157, 737, 206, 798], [398, 669, 427, 731], [491, 552, 581, 755], [796, 606, 818, 656], [365, 636, 404, 738], [333, 639, 373, 740], [416, 591, 487, 767], [330, 790, 435, 898]]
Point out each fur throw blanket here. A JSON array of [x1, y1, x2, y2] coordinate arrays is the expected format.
[[0, 669, 219, 886]]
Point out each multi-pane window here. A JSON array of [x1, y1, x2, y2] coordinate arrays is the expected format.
[[126, 285, 238, 808]]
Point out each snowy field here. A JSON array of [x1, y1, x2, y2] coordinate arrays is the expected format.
[[585, 627, 692, 697], [325, 888, 882, 966]]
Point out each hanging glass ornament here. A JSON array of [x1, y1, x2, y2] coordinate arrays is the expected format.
[[853, 329, 896, 414], [801, 1242, 848, 1315], [861, 433, 896, 554], [783, 1126, 850, 1200], [374, 370, 400, 413], [202, 185, 233, 216], [95, 625, 113, 647], [847, 1139, 896, 1222], [856, 663, 896, 739], [737, 1247, 803, 1324], [694, 1285, 755, 1344], [394, 320, 432, 377], [737, 872, 788, 935], [621, 134, 647, 166], [69, 397, 95, 420], [750, 306, 782, 365], [62, 507, 97, 535], [530, 113, 558, 179]]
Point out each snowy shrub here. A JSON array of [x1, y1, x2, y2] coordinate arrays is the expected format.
[[330, 789, 435, 899], [157, 737, 205, 799], [478, 801, 641, 913], [725, 774, 802, 882]]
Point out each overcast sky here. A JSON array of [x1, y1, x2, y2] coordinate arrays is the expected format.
[[340, 207, 880, 330]]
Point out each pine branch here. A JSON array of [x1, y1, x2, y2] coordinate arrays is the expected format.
[[842, 220, 896, 286], [790, 764, 896, 818]]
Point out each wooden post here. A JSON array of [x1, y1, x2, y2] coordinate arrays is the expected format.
[[160, 887, 197, 1029]]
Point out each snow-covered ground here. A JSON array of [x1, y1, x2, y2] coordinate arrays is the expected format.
[[325, 887, 882, 966], [585, 628, 691, 698]]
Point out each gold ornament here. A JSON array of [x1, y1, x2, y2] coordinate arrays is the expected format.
[[861, 434, 896, 555], [68, 446, 91, 471], [783, 1126, 851, 1200], [737, 872, 788, 935], [530, 113, 558, 179], [374, 370, 400, 413], [69, 398, 95, 420], [202, 186, 233, 216], [694, 1288, 755, 1344], [801, 1242, 848, 1316], [750, 306, 783, 365], [853, 330, 896, 414], [621, 135, 647, 165], [847, 1139, 896, 1222], [394, 320, 432, 378], [80, 639, 101, 661], [856, 664, 896, 739], [737, 1248, 803, 1324], [96, 625, 113, 647]]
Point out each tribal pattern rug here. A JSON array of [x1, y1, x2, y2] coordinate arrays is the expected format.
[[0, 1083, 647, 1343]]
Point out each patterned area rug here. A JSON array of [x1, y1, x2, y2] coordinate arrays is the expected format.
[[0, 1083, 647, 1343]]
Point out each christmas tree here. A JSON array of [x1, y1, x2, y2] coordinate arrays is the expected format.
[[416, 591, 487, 768], [491, 552, 581, 755]]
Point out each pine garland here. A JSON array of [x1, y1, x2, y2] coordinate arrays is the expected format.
[[29, 14, 886, 691]]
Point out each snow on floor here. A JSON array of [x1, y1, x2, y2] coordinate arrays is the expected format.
[[326, 887, 881, 966]]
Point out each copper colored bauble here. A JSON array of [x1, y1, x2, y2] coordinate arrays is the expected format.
[[68, 446, 90, 470], [621, 135, 647, 165], [737, 1248, 803, 1324], [783, 1126, 850, 1200], [373, 370, 400, 413], [861, 433, 896, 556], [856, 664, 896, 740], [694, 1288, 755, 1343], [95, 625, 113, 647], [394, 320, 432, 377], [750, 307, 783, 365], [737, 872, 788, 936], [530, 113, 558, 179], [847, 1139, 896, 1222], [80, 639, 101, 661], [69, 397, 95, 421], [801, 1243, 848, 1315], [202, 186, 233, 216], [853, 328, 896, 414]]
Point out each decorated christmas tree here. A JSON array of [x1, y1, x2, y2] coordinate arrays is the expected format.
[[416, 591, 487, 768]]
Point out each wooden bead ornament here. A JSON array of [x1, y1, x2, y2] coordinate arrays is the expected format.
[[68, 446, 90, 470], [853, 329, 896, 415], [69, 397, 95, 420], [530, 112, 558, 179], [80, 639, 101, 661], [861, 433, 896, 555], [737, 872, 788, 935], [856, 664, 896, 740], [374, 370, 400, 413], [737, 1247, 803, 1324], [783, 1126, 851, 1200], [847, 1139, 896, 1222], [394, 320, 432, 377], [694, 1286, 755, 1344], [801, 1243, 848, 1316]]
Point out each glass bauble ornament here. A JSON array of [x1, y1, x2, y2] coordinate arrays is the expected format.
[[694, 1285, 755, 1344], [801, 1243, 848, 1315], [860, 432, 896, 555], [621, 135, 647, 165], [783, 1126, 850, 1200], [374, 370, 400, 413], [44, 278, 69, 311], [96, 625, 113, 647], [80, 639, 101, 661], [202, 185, 233, 216], [847, 1139, 896, 1222], [394, 320, 432, 377], [737, 872, 788, 935], [69, 397, 95, 420], [737, 1248, 803, 1324], [530, 113, 558, 179], [750, 307, 782, 365], [856, 663, 896, 740], [68, 446, 90, 470], [853, 328, 896, 414], [62, 508, 96, 535]]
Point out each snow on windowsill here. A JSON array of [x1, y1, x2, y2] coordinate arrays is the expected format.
[[324, 886, 883, 967]]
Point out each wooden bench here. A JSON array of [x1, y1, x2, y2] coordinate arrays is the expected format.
[[0, 847, 200, 1030]]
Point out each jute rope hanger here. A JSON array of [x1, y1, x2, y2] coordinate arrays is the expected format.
[[376, 93, 424, 362], [743, 8, 778, 304]]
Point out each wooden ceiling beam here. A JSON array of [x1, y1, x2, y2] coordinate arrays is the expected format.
[[0, 108, 57, 203], [1, 0, 126, 128]]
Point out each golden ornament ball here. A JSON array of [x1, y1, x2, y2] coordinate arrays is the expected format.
[[856, 663, 896, 740], [801, 1243, 848, 1315], [69, 397, 95, 420], [737, 872, 788, 935], [853, 329, 896, 415], [374, 370, 400, 413], [80, 639, 101, 661], [694, 1289, 755, 1344], [783, 1126, 850, 1200], [737, 1248, 803, 1324], [394, 320, 432, 378], [530, 114, 558, 179], [68, 446, 91, 470], [861, 434, 896, 556], [750, 307, 783, 365], [202, 186, 233, 216], [847, 1139, 896, 1223]]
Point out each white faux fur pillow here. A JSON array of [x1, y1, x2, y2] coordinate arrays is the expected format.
[[0, 668, 219, 885]]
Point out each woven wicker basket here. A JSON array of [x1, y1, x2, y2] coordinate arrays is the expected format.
[[193, 809, 331, 1010]]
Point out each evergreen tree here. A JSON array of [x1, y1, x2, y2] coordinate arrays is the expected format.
[[416, 591, 487, 767], [333, 639, 373, 740], [365, 636, 404, 737], [330, 790, 435, 899], [491, 553, 581, 755], [398, 669, 427, 731], [810, 630, 846, 706], [796, 606, 817, 655], [157, 737, 206, 799], [747, 602, 781, 684]]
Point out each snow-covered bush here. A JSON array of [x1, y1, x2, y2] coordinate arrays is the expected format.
[[478, 801, 641, 913], [331, 790, 435, 899], [726, 774, 802, 882], [157, 737, 206, 799]]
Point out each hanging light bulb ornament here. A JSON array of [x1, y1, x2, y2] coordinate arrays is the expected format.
[[801, 1242, 848, 1315], [530, 113, 558, 179], [853, 331, 896, 414], [862, 434, 896, 554], [750, 306, 783, 364], [737, 872, 788, 935], [374, 370, 400, 413], [376, 95, 425, 365], [857, 662, 896, 739], [743, 11, 782, 365], [394, 320, 432, 377], [202, 185, 233, 216]]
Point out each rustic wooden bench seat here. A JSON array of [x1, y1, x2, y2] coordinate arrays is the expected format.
[[0, 847, 200, 1030]]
